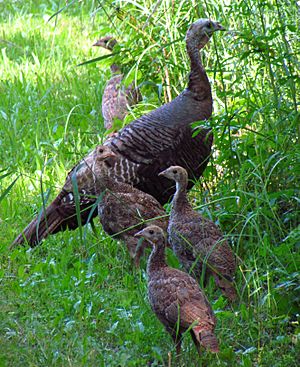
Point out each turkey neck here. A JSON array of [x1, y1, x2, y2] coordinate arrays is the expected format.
[[94, 166, 119, 195], [107, 34, 213, 133], [186, 38, 211, 99], [171, 178, 192, 217], [147, 241, 168, 275]]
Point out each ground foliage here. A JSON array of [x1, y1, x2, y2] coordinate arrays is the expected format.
[[0, 0, 299, 366]]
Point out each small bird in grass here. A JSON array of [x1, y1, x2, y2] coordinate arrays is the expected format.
[[135, 225, 219, 356], [159, 166, 237, 302], [93, 35, 142, 131], [92, 145, 168, 266]]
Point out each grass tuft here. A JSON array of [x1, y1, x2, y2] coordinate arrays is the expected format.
[[0, 0, 299, 366]]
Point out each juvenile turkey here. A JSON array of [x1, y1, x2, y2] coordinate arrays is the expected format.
[[93, 36, 142, 130], [92, 145, 168, 266], [159, 166, 237, 301], [13, 19, 224, 247], [135, 225, 219, 356]]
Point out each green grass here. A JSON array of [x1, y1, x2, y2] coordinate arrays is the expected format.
[[0, 0, 299, 366]]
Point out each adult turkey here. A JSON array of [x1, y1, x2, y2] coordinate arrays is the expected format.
[[135, 225, 219, 356], [159, 166, 237, 301], [93, 36, 142, 130], [92, 145, 168, 266], [12, 19, 224, 247]]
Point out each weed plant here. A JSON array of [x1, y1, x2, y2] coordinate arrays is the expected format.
[[0, 0, 299, 366]]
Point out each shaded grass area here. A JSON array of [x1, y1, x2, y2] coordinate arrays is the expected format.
[[0, 0, 299, 366]]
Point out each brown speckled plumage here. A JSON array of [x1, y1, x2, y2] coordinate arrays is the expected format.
[[93, 36, 142, 130], [135, 225, 219, 355], [12, 19, 224, 247], [159, 166, 237, 301], [93, 146, 168, 265]]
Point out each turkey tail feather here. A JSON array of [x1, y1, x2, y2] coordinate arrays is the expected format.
[[193, 326, 219, 353], [12, 205, 65, 247], [11, 193, 98, 247]]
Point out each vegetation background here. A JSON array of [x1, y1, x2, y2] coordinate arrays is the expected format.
[[0, 0, 299, 366]]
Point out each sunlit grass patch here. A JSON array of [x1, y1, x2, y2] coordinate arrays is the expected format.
[[0, 0, 299, 366]]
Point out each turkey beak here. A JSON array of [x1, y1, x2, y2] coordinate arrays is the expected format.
[[158, 170, 167, 178], [214, 22, 225, 31], [93, 40, 103, 47], [101, 151, 116, 160], [134, 230, 145, 238], [108, 151, 117, 159]]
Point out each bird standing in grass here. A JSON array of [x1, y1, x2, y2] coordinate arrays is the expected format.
[[159, 166, 237, 301], [13, 19, 224, 247], [135, 225, 219, 356], [92, 145, 168, 266], [93, 36, 142, 131]]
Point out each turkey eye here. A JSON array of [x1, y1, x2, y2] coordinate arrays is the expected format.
[[173, 170, 177, 174]]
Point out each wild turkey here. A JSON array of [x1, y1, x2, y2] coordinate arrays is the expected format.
[[92, 145, 168, 266], [93, 36, 142, 130], [159, 166, 237, 301], [13, 19, 224, 247], [135, 225, 219, 356]]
